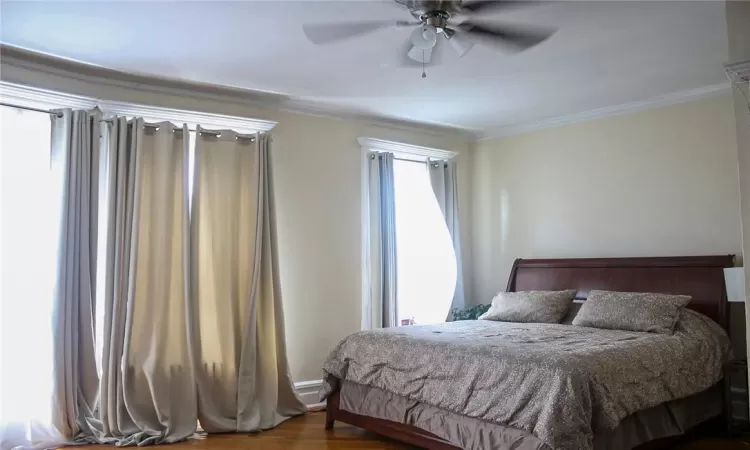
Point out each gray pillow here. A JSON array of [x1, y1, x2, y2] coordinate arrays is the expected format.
[[572, 290, 691, 334], [479, 290, 577, 323]]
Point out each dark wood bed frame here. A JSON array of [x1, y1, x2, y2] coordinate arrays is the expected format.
[[325, 255, 736, 449]]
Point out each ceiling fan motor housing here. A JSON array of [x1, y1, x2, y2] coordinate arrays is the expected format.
[[423, 11, 450, 30]]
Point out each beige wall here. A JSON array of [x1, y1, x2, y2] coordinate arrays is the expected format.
[[0, 60, 473, 383], [472, 95, 742, 303], [272, 116, 472, 382]]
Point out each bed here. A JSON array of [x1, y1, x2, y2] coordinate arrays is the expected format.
[[322, 255, 735, 450]]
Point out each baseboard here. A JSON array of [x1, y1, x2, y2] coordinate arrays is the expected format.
[[295, 380, 325, 411], [307, 402, 326, 412]]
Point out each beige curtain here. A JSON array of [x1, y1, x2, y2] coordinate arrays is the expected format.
[[51, 109, 102, 439], [191, 129, 305, 432], [86, 118, 197, 445]]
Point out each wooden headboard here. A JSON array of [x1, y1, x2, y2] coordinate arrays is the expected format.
[[506, 255, 735, 330]]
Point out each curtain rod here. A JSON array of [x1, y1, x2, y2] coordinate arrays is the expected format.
[[396, 156, 428, 164], [0, 101, 64, 118], [139, 122, 256, 140], [370, 153, 448, 166], [1, 102, 256, 140], [370, 153, 427, 163]]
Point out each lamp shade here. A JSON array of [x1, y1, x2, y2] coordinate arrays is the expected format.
[[724, 267, 746, 302], [448, 32, 475, 58], [411, 25, 437, 50], [407, 46, 432, 64]]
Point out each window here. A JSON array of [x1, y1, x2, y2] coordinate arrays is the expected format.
[[0, 82, 277, 445], [0, 107, 60, 437], [360, 137, 460, 328], [393, 159, 457, 325]]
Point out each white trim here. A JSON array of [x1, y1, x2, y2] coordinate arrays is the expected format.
[[0, 81, 276, 133], [294, 380, 324, 410], [357, 137, 457, 161], [0, 45, 475, 140], [97, 99, 276, 133], [0, 80, 97, 110], [478, 83, 731, 140]]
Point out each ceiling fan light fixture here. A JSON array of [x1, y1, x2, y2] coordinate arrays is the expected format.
[[407, 45, 432, 63], [410, 25, 438, 50], [448, 32, 475, 58]]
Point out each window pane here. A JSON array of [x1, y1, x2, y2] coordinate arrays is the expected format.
[[0, 107, 59, 428], [393, 159, 457, 325]]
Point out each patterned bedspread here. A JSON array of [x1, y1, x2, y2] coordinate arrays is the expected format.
[[321, 309, 729, 450]]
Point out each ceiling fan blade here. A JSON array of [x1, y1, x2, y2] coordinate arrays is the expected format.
[[392, 0, 423, 19], [457, 22, 555, 51], [385, 0, 420, 20], [446, 30, 475, 57], [303, 20, 414, 45], [394, 0, 417, 8], [459, 0, 543, 14]]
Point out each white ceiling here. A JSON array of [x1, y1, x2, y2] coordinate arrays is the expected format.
[[0, 1, 729, 136]]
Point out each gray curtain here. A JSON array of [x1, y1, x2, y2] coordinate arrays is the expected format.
[[83, 118, 197, 445], [364, 152, 398, 329], [427, 159, 466, 317], [191, 129, 305, 432], [51, 109, 102, 439]]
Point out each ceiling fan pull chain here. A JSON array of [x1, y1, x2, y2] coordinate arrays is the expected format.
[[421, 50, 427, 79]]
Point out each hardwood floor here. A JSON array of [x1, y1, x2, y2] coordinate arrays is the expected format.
[[83, 412, 411, 449], [81, 412, 750, 449]]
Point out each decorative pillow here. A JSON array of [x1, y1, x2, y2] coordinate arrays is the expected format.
[[572, 290, 691, 334], [479, 290, 577, 323]]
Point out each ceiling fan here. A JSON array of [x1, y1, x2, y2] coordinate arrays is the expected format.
[[302, 0, 556, 74]]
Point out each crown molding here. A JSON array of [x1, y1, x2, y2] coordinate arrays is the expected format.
[[0, 79, 98, 110], [0, 80, 276, 132], [358, 136, 457, 160], [478, 82, 732, 141], [0, 45, 477, 140], [97, 98, 277, 132]]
